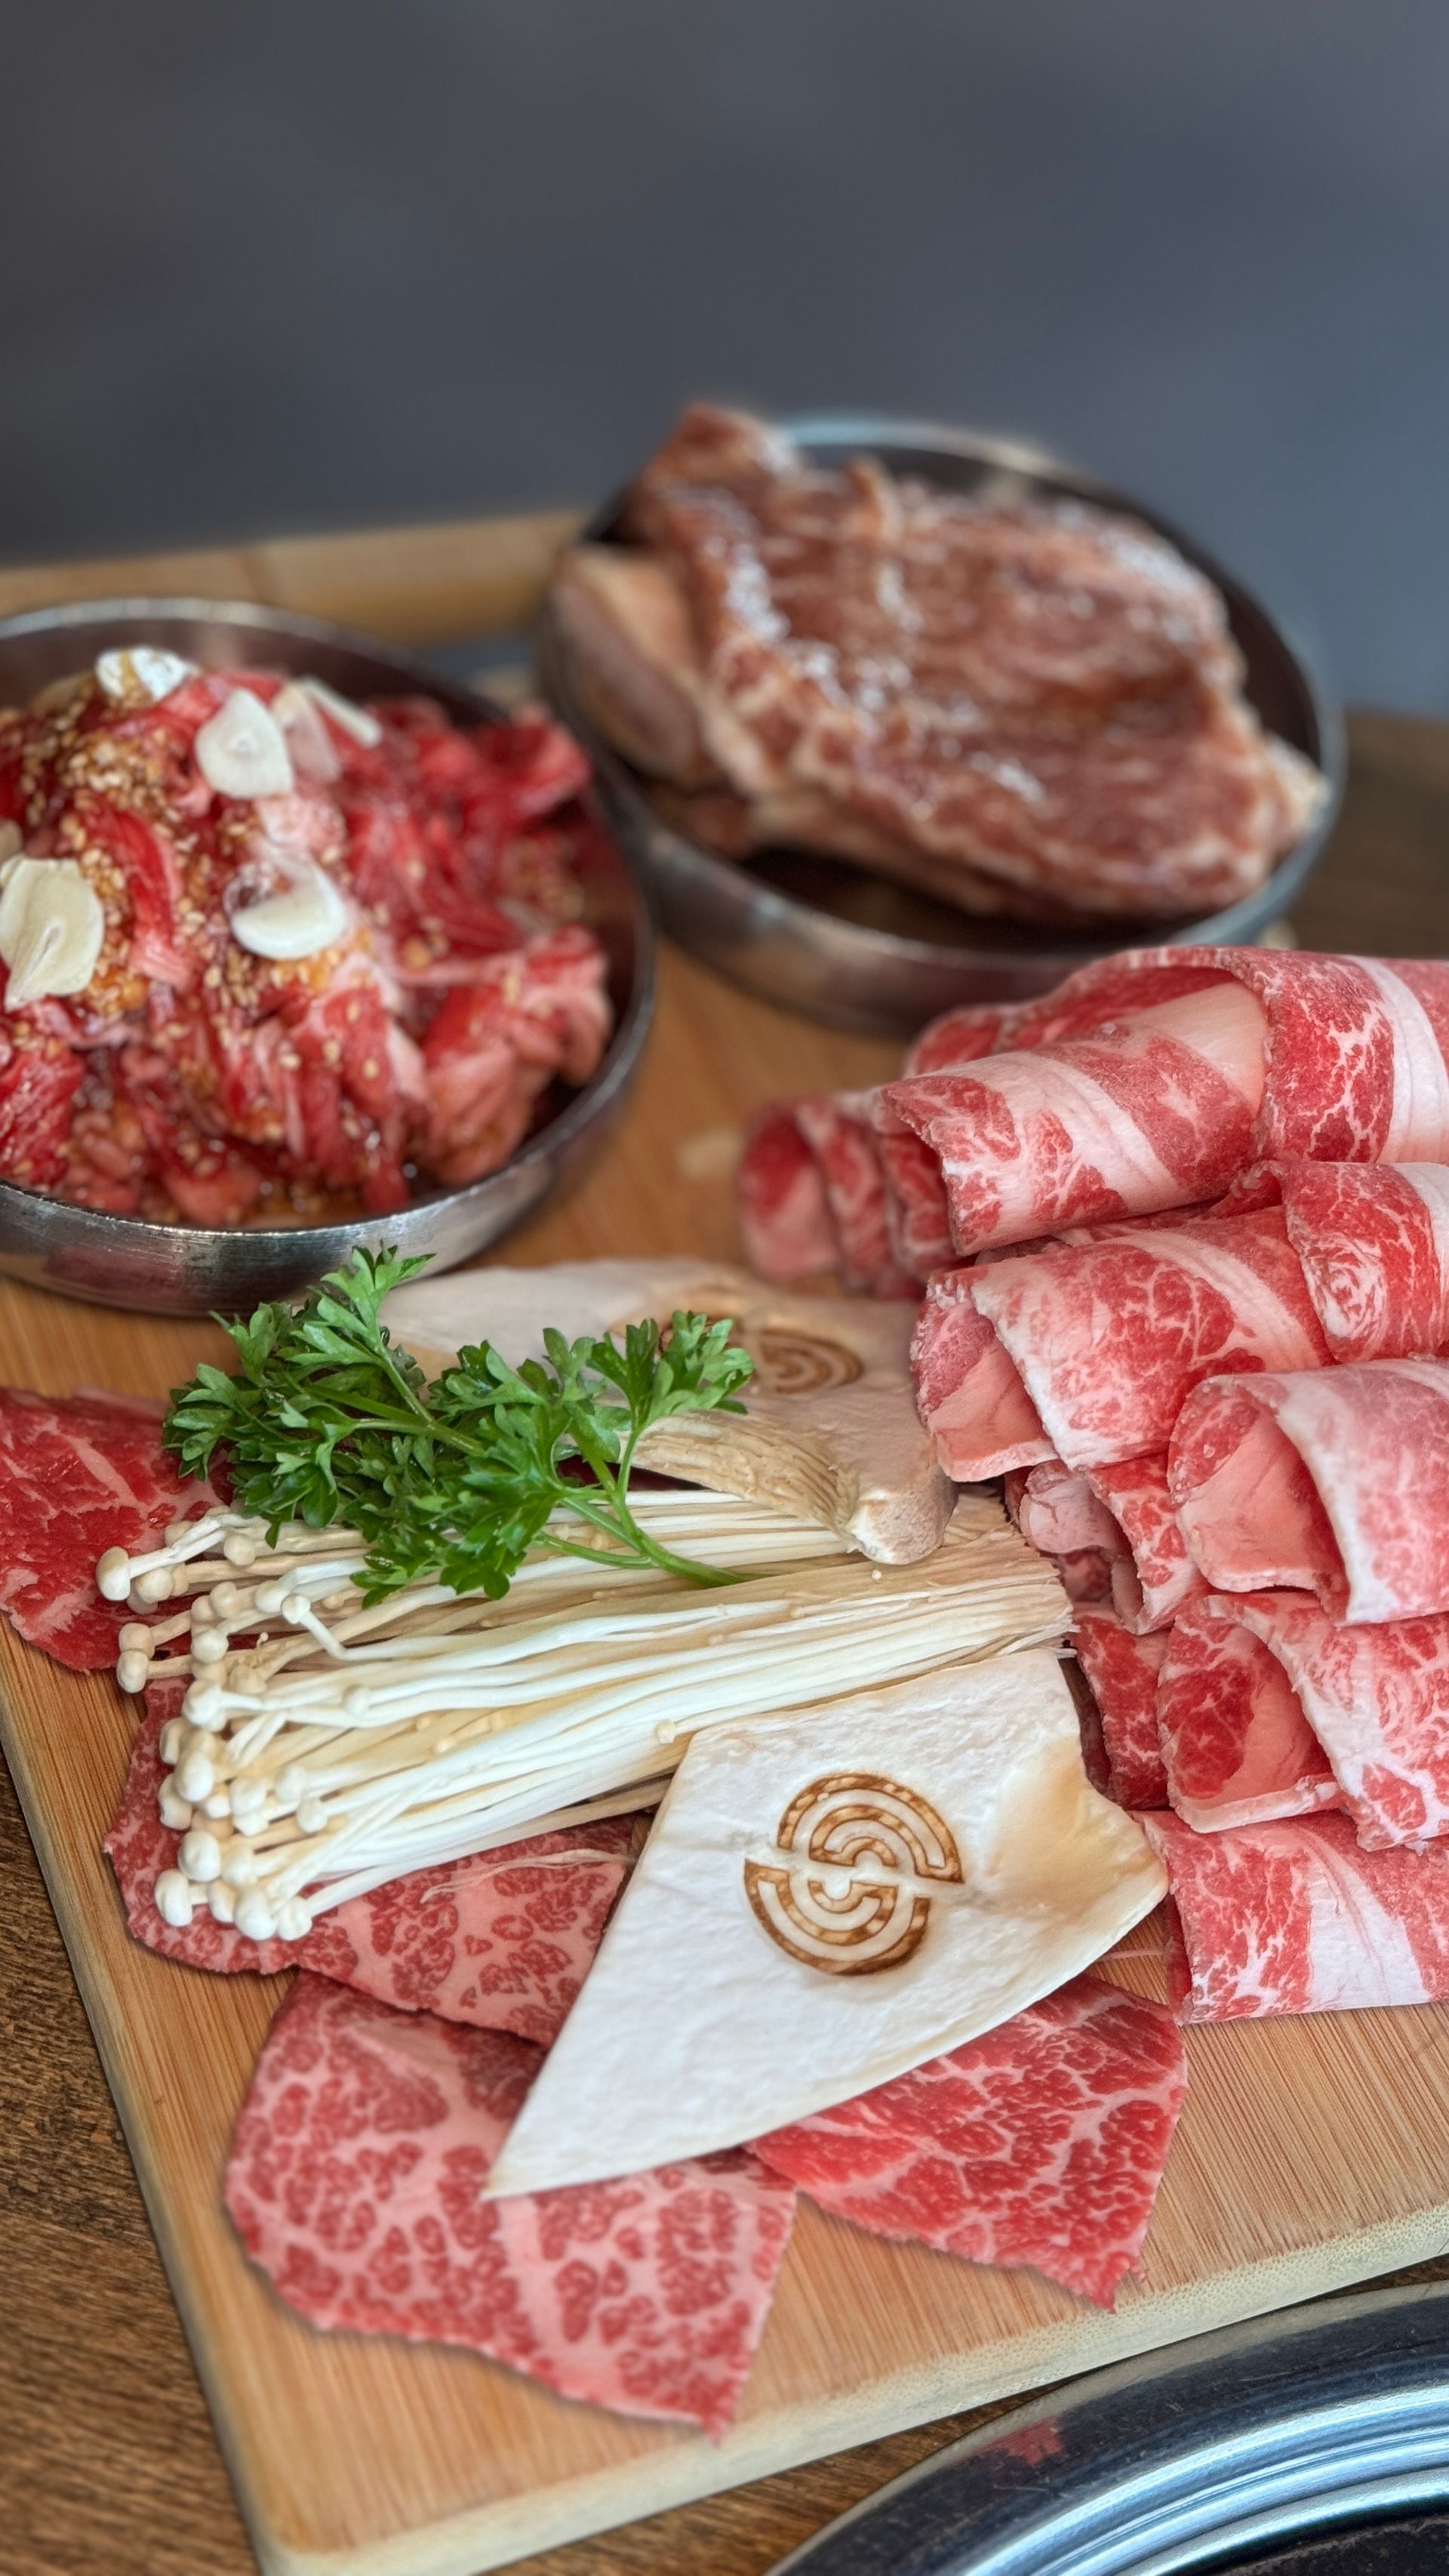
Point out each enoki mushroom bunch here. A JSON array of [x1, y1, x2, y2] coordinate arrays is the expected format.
[[100, 1491, 1066, 1947]]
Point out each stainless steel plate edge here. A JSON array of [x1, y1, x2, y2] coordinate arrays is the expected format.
[[766, 2282, 1449, 2576]]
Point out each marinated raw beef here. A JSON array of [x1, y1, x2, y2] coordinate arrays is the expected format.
[[225, 1974, 795, 2434], [754, 1973, 1186, 2307], [0, 669, 613, 1223], [0, 1387, 215, 1667], [1072, 1611, 1171, 1810], [1143, 1811, 1449, 2022], [1171, 1357, 1449, 1622], [740, 949, 1449, 1286], [555, 406, 1322, 922], [106, 1697, 634, 2044], [1158, 1593, 1449, 1847], [919, 1208, 1329, 1480]]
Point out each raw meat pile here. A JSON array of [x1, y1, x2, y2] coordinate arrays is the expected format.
[[0, 1386, 1186, 2431], [551, 405, 1324, 922], [741, 943, 1449, 2030], [0, 658, 614, 1222]]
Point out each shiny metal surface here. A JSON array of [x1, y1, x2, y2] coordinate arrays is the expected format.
[[540, 414, 1344, 1037], [769, 2283, 1449, 2576], [0, 599, 654, 1314]]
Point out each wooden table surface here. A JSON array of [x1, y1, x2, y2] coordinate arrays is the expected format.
[[1, 514, 1447, 2576]]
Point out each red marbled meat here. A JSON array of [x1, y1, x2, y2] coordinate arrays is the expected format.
[[1276, 1158, 1449, 1361], [912, 1273, 1053, 1480], [1013, 1459, 1124, 1562], [1072, 1610, 1171, 1810], [1143, 1810, 1449, 2022], [0, 1388, 215, 1667], [951, 1208, 1327, 1475], [225, 1975, 795, 2433], [737, 1092, 915, 1296], [1008, 1455, 1201, 1636], [735, 1103, 838, 1283], [737, 949, 1449, 1285], [106, 1700, 634, 2042], [753, 1974, 1186, 2308], [792, 1091, 916, 1296], [1159, 1592, 1449, 1851], [1171, 1357, 1449, 1622], [1089, 1454, 1207, 1633], [1006, 1463, 1121, 1607], [1157, 1596, 1339, 1835], [878, 980, 1266, 1259]]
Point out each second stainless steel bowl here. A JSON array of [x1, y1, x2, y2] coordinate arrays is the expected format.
[[540, 416, 1343, 1036], [0, 599, 655, 1315]]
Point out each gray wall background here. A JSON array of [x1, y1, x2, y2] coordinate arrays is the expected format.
[[4, 1, 1447, 709]]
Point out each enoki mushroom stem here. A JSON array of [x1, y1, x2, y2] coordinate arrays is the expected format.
[[104, 1492, 1066, 1947]]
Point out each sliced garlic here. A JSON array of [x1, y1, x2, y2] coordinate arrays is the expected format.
[[270, 682, 341, 784], [297, 674, 383, 748], [229, 857, 350, 962], [95, 645, 197, 706], [0, 856, 106, 1008], [195, 688, 296, 800]]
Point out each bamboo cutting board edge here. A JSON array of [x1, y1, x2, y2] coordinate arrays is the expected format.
[[260, 2211, 1449, 2576]]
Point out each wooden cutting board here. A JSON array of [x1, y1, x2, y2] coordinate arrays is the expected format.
[[8, 939, 1449, 2576]]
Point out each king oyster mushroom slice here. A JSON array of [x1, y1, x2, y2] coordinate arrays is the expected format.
[[0, 856, 106, 1008], [94, 645, 198, 706], [229, 857, 351, 962], [195, 688, 296, 801]]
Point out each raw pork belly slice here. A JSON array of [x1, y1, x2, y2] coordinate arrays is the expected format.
[[1158, 1597, 1339, 1834], [1171, 1356, 1449, 1623], [951, 1208, 1327, 1475], [1277, 1158, 1449, 1361], [226, 1975, 795, 2434], [739, 949, 1449, 1285], [0, 1387, 216, 1667], [1072, 1611, 1171, 1810], [1143, 1810, 1449, 2023], [754, 1973, 1186, 2309], [1161, 1593, 1449, 1851], [106, 1700, 633, 2042]]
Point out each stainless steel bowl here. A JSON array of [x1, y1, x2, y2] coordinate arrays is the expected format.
[[540, 415, 1344, 1037], [0, 599, 654, 1314]]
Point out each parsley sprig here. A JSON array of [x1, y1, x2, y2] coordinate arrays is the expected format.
[[164, 1247, 754, 1604]]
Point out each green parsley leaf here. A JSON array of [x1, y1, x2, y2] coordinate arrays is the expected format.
[[163, 1248, 754, 1603]]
